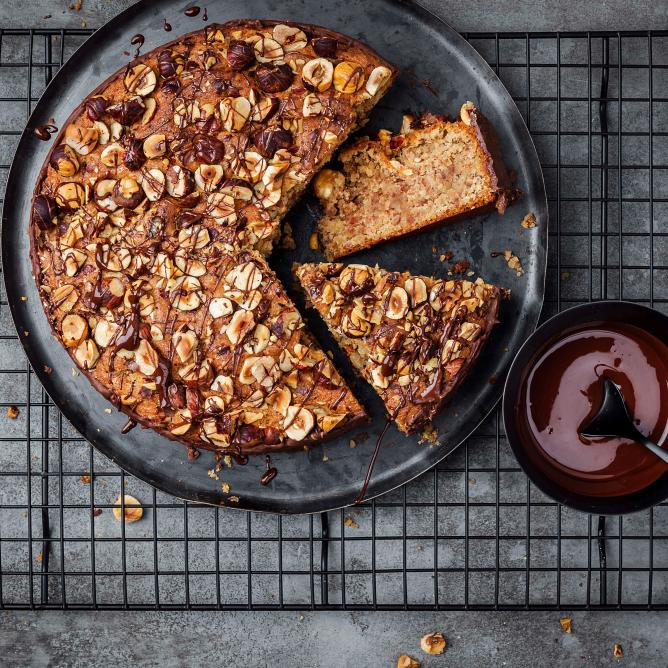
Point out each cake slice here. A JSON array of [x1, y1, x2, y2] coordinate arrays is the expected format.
[[295, 262, 501, 433], [313, 104, 517, 260]]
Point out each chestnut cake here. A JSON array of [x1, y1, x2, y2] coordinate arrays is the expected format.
[[30, 20, 398, 454], [313, 104, 517, 260], [295, 262, 501, 434]]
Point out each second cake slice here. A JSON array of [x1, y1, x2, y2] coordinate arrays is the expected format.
[[295, 262, 501, 433]]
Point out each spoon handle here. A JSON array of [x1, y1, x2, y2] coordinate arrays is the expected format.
[[640, 437, 668, 465]]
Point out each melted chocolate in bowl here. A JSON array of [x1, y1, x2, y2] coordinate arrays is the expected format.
[[516, 322, 668, 497]]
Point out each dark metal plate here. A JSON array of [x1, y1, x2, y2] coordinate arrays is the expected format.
[[1, 0, 547, 513]]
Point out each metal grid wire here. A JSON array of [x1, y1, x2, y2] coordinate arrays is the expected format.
[[0, 29, 667, 611]]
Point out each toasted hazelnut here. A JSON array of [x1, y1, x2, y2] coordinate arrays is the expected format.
[[135, 339, 159, 375], [220, 96, 251, 132], [339, 265, 372, 295], [85, 96, 108, 120], [253, 35, 284, 62], [370, 365, 392, 389], [211, 374, 234, 399], [250, 95, 279, 122], [65, 123, 98, 155], [143, 133, 167, 158], [55, 182, 86, 210], [613, 644, 623, 658], [302, 93, 323, 117], [63, 248, 87, 276], [397, 655, 420, 668], [247, 323, 270, 354], [240, 151, 266, 183], [405, 277, 427, 306], [320, 414, 345, 433], [73, 339, 99, 370], [92, 120, 110, 145], [333, 61, 364, 93], [113, 177, 144, 209], [52, 284, 79, 311], [141, 97, 157, 125], [385, 286, 409, 320], [227, 262, 263, 291], [174, 250, 206, 277], [194, 163, 224, 192], [173, 98, 200, 128], [158, 49, 185, 78], [420, 633, 446, 656], [180, 359, 212, 387], [108, 96, 146, 126], [94, 179, 119, 212], [342, 309, 371, 338], [170, 409, 193, 436], [460, 101, 475, 126], [365, 65, 392, 96], [254, 63, 293, 93], [205, 192, 237, 223], [313, 168, 344, 201], [100, 142, 125, 168], [220, 178, 254, 202], [209, 297, 234, 319], [204, 395, 225, 413], [172, 276, 204, 312], [110, 121, 124, 141], [172, 328, 198, 363], [93, 319, 118, 348], [312, 36, 337, 57], [253, 128, 292, 158], [284, 405, 315, 441], [266, 385, 291, 416], [272, 24, 307, 52], [61, 314, 88, 347], [226, 39, 255, 70], [124, 63, 157, 96], [226, 309, 255, 345], [140, 168, 165, 202], [112, 494, 143, 523], [49, 144, 79, 177], [177, 224, 210, 250], [165, 164, 194, 198], [302, 58, 333, 91], [33, 194, 59, 230], [122, 138, 145, 170]]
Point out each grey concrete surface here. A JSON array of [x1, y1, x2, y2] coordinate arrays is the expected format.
[[1, 1, 667, 667]]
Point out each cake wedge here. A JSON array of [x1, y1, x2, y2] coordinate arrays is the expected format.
[[295, 262, 501, 433], [313, 104, 517, 260]]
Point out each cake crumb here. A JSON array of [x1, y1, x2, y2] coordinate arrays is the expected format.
[[613, 644, 623, 658], [420, 632, 446, 655], [280, 221, 296, 250], [493, 249, 524, 277], [309, 232, 320, 250], [521, 212, 537, 229], [322, 454, 329, 462], [419, 423, 438, 445], [6, 406, 19, 420], [397, 655, 420, 668], [104, 408, 112, 414], [44, 365, 53, 374], [113, 494, 143, 523], [20, 295, 27, 301], [221, 482, 230, 493], [228, 495, 240, 503], [343, 515, 359, 529], [349, 439, 356, 449], [207, 468, 219, 480], [223, 455, 233, 468], [72, 368, 79, 377], [36, 552, 43, 562], [560, 617, 572, 634], [450, 260, 470, 274], [79, 473, 91, 484]]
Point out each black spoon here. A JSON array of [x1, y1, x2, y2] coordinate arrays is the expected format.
[[580, 377, 668, 465]]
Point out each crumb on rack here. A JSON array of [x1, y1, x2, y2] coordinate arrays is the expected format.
[[560, 617, 572, 634], [521, 212, 537, 229], [6, 406, 19, 420], [344, 515, 359, 529]]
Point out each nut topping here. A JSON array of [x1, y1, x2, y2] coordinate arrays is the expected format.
[[209, 297, 234, 319], [302, 93, 323, 117], [165, 164, 194, 197], [333, 61, 364, 93], [404, 277, 427, 306], [100, 143, 124, 168], [284, 406, 315, 441], [73, 339, 99, 370], [365, 66, 392, 96], [173, 328, 198, 363], [312, 36, 338, 58], [135, 339, 159, 375], [94, 179, 119, 212], [124, 63, 157, 96], [61, 314, 88, 347], [113, 177, 144, 209], [254, 63, 293, 93], [272, 24, 308, 52], [65, 124, 99, 156], [143, 133, 167, 158], [140, 168, 165, 201], [226, 39, 255, 70], [313, 168, 344, 201], [253, 35, 284, 62], [49, 144, 79, 177], [302, 58, 333, 92], [227, 262, 263, 291], [220, 96, 251, 132], [226, 309, 255, 345], [460, 100, 475, 126], [55, 182, 86, 210], [194, 163, 224, 191]]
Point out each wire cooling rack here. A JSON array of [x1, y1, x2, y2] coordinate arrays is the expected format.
[[0, 29, 667, 611]]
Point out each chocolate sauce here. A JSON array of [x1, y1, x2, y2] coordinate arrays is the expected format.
[[163, 18, 172, 31], [355, 420, 391, 504], [130, 33, 144, 58], [34, 123, 58, 141], [202, 7, 208, 21], [121, 419, 137, 434], [184, 6, 200, 16], [516, 321, 668, 497], [260, 455, 278, 486]]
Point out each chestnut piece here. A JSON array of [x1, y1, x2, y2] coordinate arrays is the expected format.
[[254, 63, 294, 93], [312, 36, 338, 58], [85, 96, 108, 120], [33, 194, 59, 230], [226, 39, 255, 71]]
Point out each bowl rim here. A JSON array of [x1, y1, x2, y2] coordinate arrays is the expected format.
[[502, 300, 668, 515]]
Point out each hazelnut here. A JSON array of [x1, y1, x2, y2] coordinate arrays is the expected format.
[[220, 96, 251, 132], [313, 168, 344, 201], [93, 319, 119, 348], [211, 374, 234, 399], [254, 63, 293, 93], [55, 182, 86, 210], [404, 277, 427, 306], [173, 98, 200, 128], [172, 328, 198, 363], [33, 194, 59, 230], [219, 178, 254, 202], [312, 36, 338, 58], [339, 265, 373, 295], [112, 494, 143, 523], [100, 142, 125, 168], [341, 309, 371, 337], [94, 179, 119, 212], [65, 124, 98, 155], [158, 49, 185, 78], [93, 120, 110, 145], [266, 386, 291, 416], [85, 96, 108, 120], [179, 359, 212, 386], [365, 65, 392, 97], [397, 656, 420, 668], [302, 58, 333, 92], [284, 406, 314, 441], [61, 313, 88, 348], [134, 339, 159, 375], [171, 275, 204, 312], [333, 61, 365, 93], [63, 248, 87, 276], [141, 97, 157, 125], [227, 262, 263, 291], [250, 96, 279, 122], [107, 97, 145, 126], [370, 365, 392, 389], [253, 35, 284, 62], [460, 101, 475, 126], [113, 177, 144, 209], [51, 284, 79, 311], [73, 339, 99, 370], [209, 297, 234, 319], [226, 40, 256, 70], [385, 286, 409, 320], [253, 128, 292, 158], [240, 151, 266, 183], [226, 309, 255, 345], [122, 137, 145, 170], [272, 24, 307, 52], [166, 165, 195, 198], [302, 93, 323, 117], [49, 144, 79, 177], [170, 409, 192, 436], [205, 192, 237, 223], [194, 163, 224, 192], [420, 632, 446, 656], [143, 133, 167, 159], [124, 63, 157, 96], [247, 323, 270, 354], [140, 168, 165, 201], [194, 135, 225, 163]]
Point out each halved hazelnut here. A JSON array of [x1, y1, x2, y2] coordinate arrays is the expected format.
[[397, 655, 420, 668], [166, 165, 194, 197], [94, 319, 119, 348], [194, 163, 224, 192], [180, 360, 212, 386], [302, 93, 323, 117], [135, 339, 159, 375], [205, 192, 237, 224], [94, 179, 119, 212], [420, 633, 446, 656], [370, 365, 391, 389], [247, 323, 270, 354], [55, 182, 86, 210], [112, 494, 143, 523], [174, 250, 206, 277], [172, 328, 198, 363], [173, 98, 200, 128], [110, 121, 123, 141], [240, 151, 266, 183], [266, 385, 291, 416], [284, 406, 314, 441], [220, 96, 251, 132], [143, 133, 167, 159], [170, 409, 193, 436], [113, 177, 144, 209], [250, 96, 279, 122], [211, 374, 234, 399], [63, 248, 87, 276], [52, 284, 79, 311], [178, 224, 210, 249], [140, 168, 165, 201], [460, 101, 475, 126], [313, 168, 344, 201], [385, 286, 409, 320], [405, 277, 427, 306], [219, 178, 254, 202], [253, 35, 284, 62], [61, 314, 88, 347], [65, 124, 98, 155], [339, 265, 372, 295], [141, 97, 157, 125], [341, 309, 371, 338], [333, 61, 364, 93], [172, 276, 204, 312], [74, 339, 99, 370], [101, 142, 124, 168], [209, 297, 234, 319], [226, 309, 255, 345], [272, 24, 307, 52], [320, 414, 345, 433], [302, 58, 333, 92], [227, 262, 263, 291], [365, 65, 392, 96], [49, 144, 79, 177], [124, 63, 157, 96]]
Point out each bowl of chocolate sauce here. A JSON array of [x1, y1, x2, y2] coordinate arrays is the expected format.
[[503, 301, 668, 514]]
